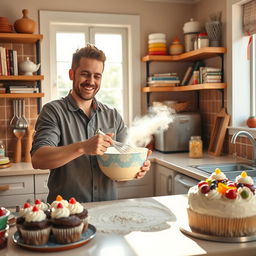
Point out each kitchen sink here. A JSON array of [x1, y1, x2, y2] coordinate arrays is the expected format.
[[191, 163, 255, 174]]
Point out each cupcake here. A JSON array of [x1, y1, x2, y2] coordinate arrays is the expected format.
[[50, 195, 69, 209], [20, 205, 51, 245], [68, 197, 88, 233], [34, 199, 51, 219], [16, 202, 32, 236], [51, 203, 83, 244]]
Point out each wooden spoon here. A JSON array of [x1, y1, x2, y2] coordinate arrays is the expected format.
[[13, 129, 26, 163], [24, 126, 35, 162]]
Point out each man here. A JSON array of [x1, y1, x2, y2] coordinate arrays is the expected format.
[[31, 44, 151, 203]]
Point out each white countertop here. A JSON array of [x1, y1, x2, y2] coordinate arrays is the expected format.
[[3, 195, 256, 256]]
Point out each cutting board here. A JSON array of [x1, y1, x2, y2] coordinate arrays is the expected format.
[[208, 108, 230, 156]]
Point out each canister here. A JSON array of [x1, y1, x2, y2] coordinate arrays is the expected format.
[[197, 33, 209, 49], [189, 136, 203, 158], [184, 32, 198, 52]]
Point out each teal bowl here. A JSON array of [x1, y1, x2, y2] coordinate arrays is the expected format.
[[97, 147, 148, 181], [0, 208, 10, 230]]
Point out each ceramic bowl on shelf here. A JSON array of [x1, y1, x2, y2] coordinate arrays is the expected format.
[[97, 147, 148, 181]]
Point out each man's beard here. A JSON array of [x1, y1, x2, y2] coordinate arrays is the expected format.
[[74, 81, 98, 101]]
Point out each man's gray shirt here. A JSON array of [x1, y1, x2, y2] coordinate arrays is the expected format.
[[31, 93, 127, 203]]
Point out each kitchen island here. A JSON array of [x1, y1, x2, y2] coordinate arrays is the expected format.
[[3, 195, 256, 256]]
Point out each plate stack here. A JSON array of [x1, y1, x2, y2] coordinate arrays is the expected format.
[[0, 17, 13, 33], [148, 33, 167, 55]]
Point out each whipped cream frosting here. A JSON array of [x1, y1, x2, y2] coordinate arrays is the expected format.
[[19, 206, 32, 217], [51, 206, 70, 219], [25, 209, 46, 222], [68, 202, 84, 214], [236, 175, 254, 185], [36, 202, 49, 212], [209, 171, 226, 180], [188, 185, 256, 218], [51, 199, 69, 209]]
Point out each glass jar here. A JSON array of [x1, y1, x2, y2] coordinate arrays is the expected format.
[[189, 136, 203, 158], [0, 140, 5, 158], [197, 32, 209, 49]]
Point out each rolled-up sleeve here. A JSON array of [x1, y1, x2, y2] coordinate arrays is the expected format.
[[31, 103, 61, 154]]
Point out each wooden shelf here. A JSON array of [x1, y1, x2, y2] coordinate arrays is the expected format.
[[0, 33, 43, 43], [142, 83, 227, 93], [142, 47, 226, 62], [0, 93, 44, 98], [0, 75, 44, 81]]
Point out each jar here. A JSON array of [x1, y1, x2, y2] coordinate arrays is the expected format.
[[0, 140, 5, 158], [169, 38, 184, 55], [197, 32, 209, 49], [189, 136, 203, 158], [184, 32, 198, 52]]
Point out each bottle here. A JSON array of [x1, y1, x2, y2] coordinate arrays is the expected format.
[[189, 136, 203, 158], [197, 32, 209, 49], [0, 140, 5, 158]]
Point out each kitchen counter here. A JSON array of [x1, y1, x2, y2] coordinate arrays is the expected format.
[[3, 195, 256, 256], [0, 151, 246, 179]]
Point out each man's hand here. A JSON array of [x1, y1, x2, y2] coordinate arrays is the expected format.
[[135, 149, 152, 179]]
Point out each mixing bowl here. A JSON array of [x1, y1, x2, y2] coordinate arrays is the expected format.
[[97, 147, 148, 181]]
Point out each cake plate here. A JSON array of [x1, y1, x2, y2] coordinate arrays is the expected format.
[[180, 223, 256, 243], [12, 224, 96, 252]]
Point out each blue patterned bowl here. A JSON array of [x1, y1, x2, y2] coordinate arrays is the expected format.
[[97, 147, 148, 181]]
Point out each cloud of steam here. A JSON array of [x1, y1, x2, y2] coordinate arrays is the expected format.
[[126, 105, 175, 147]]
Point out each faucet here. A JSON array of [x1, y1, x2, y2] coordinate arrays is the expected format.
[[231, 131, 256, 166]]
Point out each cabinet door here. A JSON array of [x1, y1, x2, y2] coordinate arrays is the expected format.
[[117, 164, 154, 199], [34, 174, 49, 194], [0, 194, 35, 208], [155, 164, 175, 196]]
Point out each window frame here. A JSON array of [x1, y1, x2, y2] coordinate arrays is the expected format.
[[39, 10, 140, 126]]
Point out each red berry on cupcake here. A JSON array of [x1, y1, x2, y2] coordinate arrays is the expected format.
[[0, 207, 6, 216], [69, 197, 77, 204], [200, 184, 210, 194], [225, 189, 237, 199]]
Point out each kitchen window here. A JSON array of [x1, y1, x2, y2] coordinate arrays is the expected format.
[[39, 11, 140, 125]]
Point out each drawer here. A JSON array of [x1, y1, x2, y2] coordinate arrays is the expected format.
[[0, 175, 34, 196], [34, 174, 49, 194], [0, 194, 34, 208], [35, 193, 48, 203]]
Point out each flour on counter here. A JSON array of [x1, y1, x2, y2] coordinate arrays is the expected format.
[[88, 201, 174, 235]]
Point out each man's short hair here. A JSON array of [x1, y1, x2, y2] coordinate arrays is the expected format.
[[71, 43, 106, 70]]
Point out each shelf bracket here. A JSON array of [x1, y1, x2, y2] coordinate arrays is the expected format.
[[146, 61, 151, 107]]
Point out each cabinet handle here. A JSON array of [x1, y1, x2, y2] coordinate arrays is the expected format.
[[0, 185, 10, 191], [167, 175, 173, 194]]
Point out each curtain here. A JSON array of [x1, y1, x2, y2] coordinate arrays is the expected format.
[[243, 0, 256, 35]]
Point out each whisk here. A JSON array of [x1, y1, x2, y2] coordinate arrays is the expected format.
[[96, 129, 137, 153]]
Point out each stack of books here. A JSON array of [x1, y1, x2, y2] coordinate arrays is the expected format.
[[200, 67, 222, 83], [9, 85, 39, 93], [147, 73, 180, 87], [0, 47, 18, 76]]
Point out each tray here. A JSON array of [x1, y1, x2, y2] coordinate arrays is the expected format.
[[180, 223, 256, 243], [12, 224, 96, 252]]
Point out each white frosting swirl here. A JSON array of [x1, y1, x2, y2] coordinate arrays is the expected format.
[[209, 171, 226, 180], [25, 209, 46, 222], [51, 199, 69, 209], [51, 206, 70, 219], [19, 206, 32, 217], [68, 202, 84, 214], [188, 185, 256, 218], [36, 202, 49, 212], [236, 175, 254, 185]]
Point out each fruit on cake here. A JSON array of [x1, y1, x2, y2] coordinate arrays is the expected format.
[[50, 195, 69, 209], [187, 169, 256, 237]]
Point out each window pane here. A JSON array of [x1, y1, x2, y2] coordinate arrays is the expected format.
[[57, 61, 72, 98], [95, 34, 122, 62], [56, 33, 85, 61]]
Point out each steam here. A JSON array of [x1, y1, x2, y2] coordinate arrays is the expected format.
[[126, 105, 175, 147]]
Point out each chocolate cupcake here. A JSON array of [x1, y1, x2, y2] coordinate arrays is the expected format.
[[51, 203, 83, 244], [20, 205, 51, 245], [68, 197, 88, 233], [16, 202, 32, 236]]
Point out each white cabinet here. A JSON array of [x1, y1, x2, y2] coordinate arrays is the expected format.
[[117, 163, 155, 199], [0, 175, 34, 207], [34, 174, 49, 202], [155, 163, 176, 196]]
